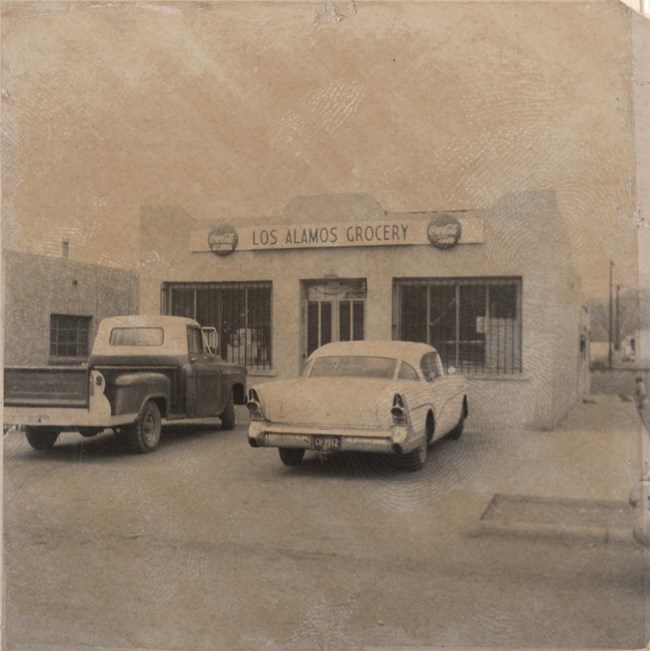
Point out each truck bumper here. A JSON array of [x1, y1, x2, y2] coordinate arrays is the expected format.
[[3, 406, 138, 429]]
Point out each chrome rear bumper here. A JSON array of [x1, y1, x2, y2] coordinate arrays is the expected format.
[[248, 421, 418, 454]]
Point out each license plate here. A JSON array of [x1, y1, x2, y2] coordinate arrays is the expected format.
[[313, 436, 341, 450]]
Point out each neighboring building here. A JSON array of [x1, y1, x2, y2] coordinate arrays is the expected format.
[[139, 190, 590, 430], [3, 250, 139, 366]]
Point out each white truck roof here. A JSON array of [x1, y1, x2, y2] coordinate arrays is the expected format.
[[91, 315, 201, 358]]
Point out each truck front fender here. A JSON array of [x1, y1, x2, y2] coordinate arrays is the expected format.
[[109, 372, 171, 418]]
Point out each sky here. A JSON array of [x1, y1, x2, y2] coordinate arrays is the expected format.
[[1, 0, 643, 301]]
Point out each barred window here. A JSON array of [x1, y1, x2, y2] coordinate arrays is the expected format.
[[161, 281, 272, 370], [50, 314, 92, 359], [393, 277, 522, 374]]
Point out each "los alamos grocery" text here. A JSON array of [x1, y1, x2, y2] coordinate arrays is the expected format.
[[251, 223, 409, 247]]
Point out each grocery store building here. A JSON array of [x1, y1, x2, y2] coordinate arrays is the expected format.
[[139, 190, 590, 430]]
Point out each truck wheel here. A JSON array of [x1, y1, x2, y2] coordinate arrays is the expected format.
[[128, 401, 162, 453], [220, 391, 235, 431], [25, 427, 59, 451], [279, 447, 305, 466]]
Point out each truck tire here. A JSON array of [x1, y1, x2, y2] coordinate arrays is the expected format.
[[25, 427, 59, 451], [127, 400, 162, 453], [220, 391, 235, 431]]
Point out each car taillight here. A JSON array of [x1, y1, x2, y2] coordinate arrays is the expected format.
[[391, 393, 407, 426], [247, 388, 265, 421]]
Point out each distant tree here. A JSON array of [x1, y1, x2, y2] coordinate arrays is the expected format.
[[586, 288, 640, 344]]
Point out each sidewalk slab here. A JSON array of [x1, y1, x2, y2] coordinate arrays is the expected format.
[[470, 493, 636, 544], [465, 394, 643, 543]]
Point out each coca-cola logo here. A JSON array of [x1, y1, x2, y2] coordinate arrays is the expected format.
[[208, 224, 238, 256], [427, 215, 462, 249]]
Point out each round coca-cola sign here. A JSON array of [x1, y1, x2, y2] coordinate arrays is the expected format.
[[208, 224, 238, 256], [427, 215, 462, 249]]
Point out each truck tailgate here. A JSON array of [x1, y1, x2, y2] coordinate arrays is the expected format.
[[4, 367, 90, 408]]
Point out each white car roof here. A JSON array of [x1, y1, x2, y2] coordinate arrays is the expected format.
[[310, 340, 438, 368]]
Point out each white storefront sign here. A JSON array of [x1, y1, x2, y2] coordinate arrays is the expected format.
[[190, 215, 484, 254]]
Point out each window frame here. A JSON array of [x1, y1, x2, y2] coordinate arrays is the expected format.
[[109, 327, 164, 347], [397, 360, 420, 381], [393, 277, 522, 375], [187, 326, 204, 356], [161, 281, 273, 371], [49, 314, 92, 361]]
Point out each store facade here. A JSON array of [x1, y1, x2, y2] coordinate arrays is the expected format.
[[139, 191, 589, 430]]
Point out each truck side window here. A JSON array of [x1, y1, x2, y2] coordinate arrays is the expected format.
[[187, 327, 203, 356]]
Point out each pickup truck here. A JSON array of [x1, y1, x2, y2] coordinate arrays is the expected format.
[[3, 315, 247, 453]]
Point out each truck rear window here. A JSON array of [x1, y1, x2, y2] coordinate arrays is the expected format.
[[109, 327, 164, 346]]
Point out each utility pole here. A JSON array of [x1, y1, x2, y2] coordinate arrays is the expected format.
[[615, 284, 621, 352], [608, 260, 614, 368]]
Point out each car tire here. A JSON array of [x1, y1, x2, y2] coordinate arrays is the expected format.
[[448, 401, 467, 440], [279, 447, 305, 466], [400, 438, 427, 472], [78, 427, 101, 438], [127, 400, 162, 453], [425, 412, 435, 445], [220, 391, 235, 431], [448, 414, 464, 440], [25, 427, 59, 451]]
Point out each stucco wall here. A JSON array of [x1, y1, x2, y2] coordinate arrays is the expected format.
[[139, 190, 584, 430], [3, 251, 139, 366]]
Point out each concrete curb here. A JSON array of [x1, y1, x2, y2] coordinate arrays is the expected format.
[[468, 520, 636, 545]]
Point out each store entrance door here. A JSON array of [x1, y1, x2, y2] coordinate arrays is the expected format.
[[302, 279, 367, 359]]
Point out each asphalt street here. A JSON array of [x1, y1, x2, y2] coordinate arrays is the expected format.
[[3, 397, 648, 650]]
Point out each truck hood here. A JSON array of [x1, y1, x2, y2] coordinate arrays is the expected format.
[[255, 377, 399, 428]]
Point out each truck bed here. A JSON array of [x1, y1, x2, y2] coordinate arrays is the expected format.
[[4, 367, 90, 408]]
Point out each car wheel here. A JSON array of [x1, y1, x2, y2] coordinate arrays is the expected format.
[[25, 427, 59, 451], [448, 402, 467, 441], [400, 438, 427, 472], [78, 427, 101, 438], [220, 391, 235, 431], [279, 447, 305, 466], [425, 412, 435, 445], [448, 414, 464, 440], [127, 400, 162, 453]]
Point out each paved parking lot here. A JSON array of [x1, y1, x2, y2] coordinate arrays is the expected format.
[[3, 396, 648, 650]]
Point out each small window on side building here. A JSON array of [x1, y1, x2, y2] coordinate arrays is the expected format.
[[49, 314, 92, 360]]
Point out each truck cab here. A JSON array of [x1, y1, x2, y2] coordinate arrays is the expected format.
[[4, 315, 247, 453]]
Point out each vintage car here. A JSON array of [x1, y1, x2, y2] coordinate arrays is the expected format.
[[4, 315, 247, 453], [247, 340, 469, 471]]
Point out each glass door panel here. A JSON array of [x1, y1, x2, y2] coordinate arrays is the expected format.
[[303, 280, 366, 358]]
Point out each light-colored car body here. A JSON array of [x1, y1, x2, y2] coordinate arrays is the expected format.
[[247, 340, 469, 470]]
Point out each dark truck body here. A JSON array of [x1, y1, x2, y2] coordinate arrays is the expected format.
[[3, 315, 247, 453]]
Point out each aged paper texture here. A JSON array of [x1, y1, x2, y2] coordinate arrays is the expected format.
[[2, 1, 649, 649]]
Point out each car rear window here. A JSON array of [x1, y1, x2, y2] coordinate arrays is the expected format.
[[109, 327, 164, 346], [309, 356, 397, 379]]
